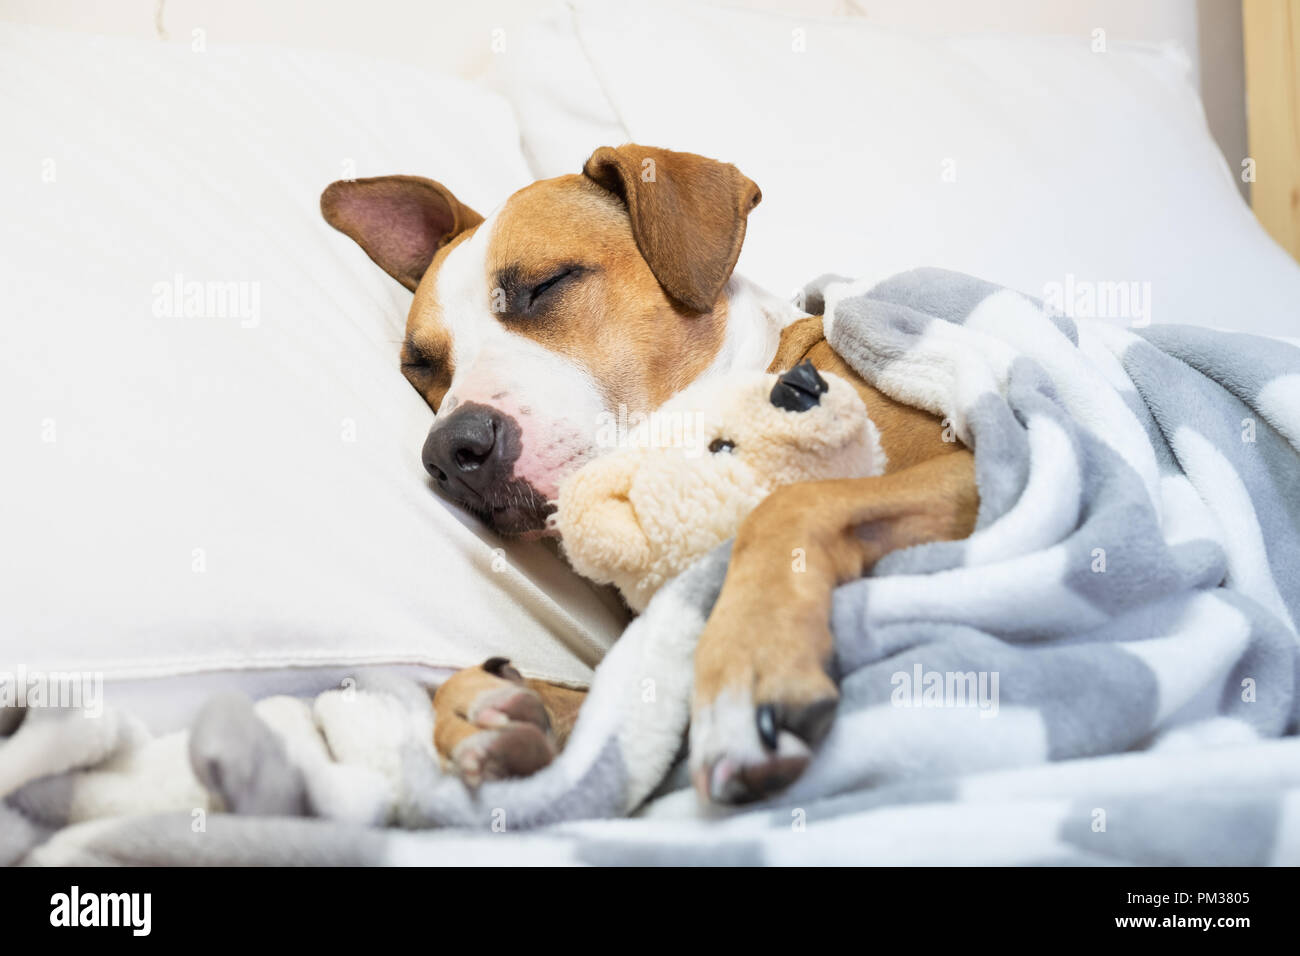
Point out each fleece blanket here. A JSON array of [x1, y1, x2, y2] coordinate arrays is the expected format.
[[6, 268, 1300, 865]]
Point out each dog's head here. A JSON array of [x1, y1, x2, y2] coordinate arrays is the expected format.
[[321, 145, 765, 537]]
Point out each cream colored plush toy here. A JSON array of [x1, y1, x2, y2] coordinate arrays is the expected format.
[[553, 361, 886, 612]]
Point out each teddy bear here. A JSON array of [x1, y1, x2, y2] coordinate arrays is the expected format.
[[553, 360, 886, 612]]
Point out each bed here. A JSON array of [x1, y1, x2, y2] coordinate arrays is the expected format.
[[3, 0, 1299, 865]]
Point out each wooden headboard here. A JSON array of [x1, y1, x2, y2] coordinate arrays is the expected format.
[[1244, 0, 1300, 261]]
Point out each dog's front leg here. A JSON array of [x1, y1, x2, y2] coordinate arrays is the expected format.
[[690, 450, 978, 803], [431, 658, 587, 786]]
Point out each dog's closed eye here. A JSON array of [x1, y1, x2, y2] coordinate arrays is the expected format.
[[400, 336, 450, 407], [496, 263, 587, 318], [401, 342, 439, 378], [529, 268, 577, 307]]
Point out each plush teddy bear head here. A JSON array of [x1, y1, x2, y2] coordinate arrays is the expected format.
[[553, 361, 886, 612]]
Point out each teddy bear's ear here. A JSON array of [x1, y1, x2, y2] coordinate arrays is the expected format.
[[554, 456, 652, 585]]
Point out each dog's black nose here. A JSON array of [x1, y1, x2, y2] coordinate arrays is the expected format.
[[422, 404, 505, 493], [770, 359, 828, 412]]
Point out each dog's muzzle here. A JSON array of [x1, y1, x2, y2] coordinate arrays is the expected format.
[[421, 402, 550, 535]]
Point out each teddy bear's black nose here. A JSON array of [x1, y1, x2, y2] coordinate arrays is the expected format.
[[770, 359, 828, 412]]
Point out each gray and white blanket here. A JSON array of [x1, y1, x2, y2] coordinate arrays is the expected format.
[[6, 268, 1300, 865]]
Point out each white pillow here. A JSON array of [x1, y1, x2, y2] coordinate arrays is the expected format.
[[0, 23, 627, 694], [496, 1, 1300, 338]]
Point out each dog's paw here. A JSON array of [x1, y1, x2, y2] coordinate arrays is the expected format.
[[433, 658, 556, 786], [689, 624, 838, 804], [450, 723, 555, 787]]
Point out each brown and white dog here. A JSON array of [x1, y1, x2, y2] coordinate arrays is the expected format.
[[321, 145, 978, 803]]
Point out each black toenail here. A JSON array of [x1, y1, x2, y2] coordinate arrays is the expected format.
[[786, 698, 838, 747], [482, 656, 525, 682], [756, 704, 779, 751]]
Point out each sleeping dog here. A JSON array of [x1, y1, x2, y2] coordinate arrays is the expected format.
[[321, 146, 978, 803]]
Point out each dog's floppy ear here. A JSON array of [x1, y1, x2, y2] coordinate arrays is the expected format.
[[583, 145, 762, 314], [320, 176, 483, 292]]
